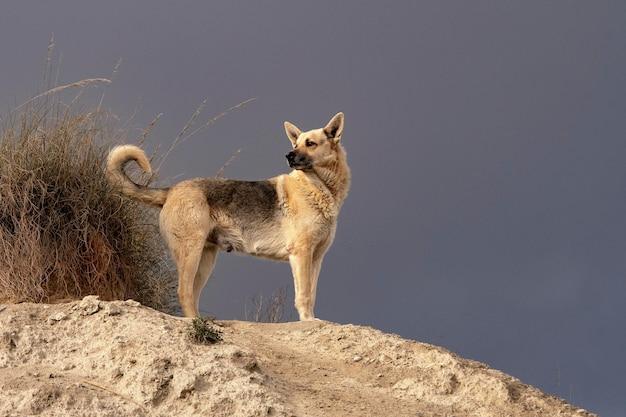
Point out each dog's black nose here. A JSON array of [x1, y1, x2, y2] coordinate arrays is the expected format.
[[286, 151, 296, 161]]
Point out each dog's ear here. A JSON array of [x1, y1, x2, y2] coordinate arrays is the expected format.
[[323, 112, 344, 142], [284, 121, 301, 146]]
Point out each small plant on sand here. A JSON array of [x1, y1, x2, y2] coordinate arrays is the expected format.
[[188, 317, 223, 344]]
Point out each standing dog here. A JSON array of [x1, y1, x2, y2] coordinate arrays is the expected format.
[[106, 113, 350, 320]]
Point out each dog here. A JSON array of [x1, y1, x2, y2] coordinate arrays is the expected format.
[[106, 112, 350, 320]]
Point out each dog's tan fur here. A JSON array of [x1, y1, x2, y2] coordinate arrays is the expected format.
[[107, 113, 350, 320]]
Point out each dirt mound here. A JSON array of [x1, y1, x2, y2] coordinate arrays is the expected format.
[[0, 297, 595, 417]]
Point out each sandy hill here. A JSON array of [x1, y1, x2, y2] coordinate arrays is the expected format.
[[0, 297, 595, 417]]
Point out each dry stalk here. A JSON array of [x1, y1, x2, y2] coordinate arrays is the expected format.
[[16, 78, 112, 111]]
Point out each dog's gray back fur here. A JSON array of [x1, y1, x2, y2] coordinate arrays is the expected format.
[[202, 179, 278, 221]]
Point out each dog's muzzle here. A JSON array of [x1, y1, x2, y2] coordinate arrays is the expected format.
[[286, 151, 312, 170]]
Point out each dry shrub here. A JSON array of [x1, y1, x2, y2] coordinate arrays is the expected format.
[[244, 287, 289, 323], [0, 103, 177, 312]]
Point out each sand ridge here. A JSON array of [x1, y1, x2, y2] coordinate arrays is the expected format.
[[0, 297, 596, 417]]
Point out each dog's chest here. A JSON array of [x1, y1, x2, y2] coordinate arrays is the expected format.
[[281, 178, 338, 222]]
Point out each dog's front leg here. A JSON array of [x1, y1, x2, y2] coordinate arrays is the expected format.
[[289, 252, 315, 321], [310, 255, 324, 314]]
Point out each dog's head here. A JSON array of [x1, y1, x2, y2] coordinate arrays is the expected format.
[[284, 112, 345, 171]]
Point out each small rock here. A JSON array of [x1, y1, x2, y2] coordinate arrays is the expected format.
[[111, 367, 124, 379], [79, 296, 101, 316], [243, 359, 260, 373], [105, 304, 121, 316], [48, 312, 67, 323], [0, 305, 6, 313], [3, 331, 18, 350], [249, 374, 264, 384], [171, 370, 197, 398], [377, 373, 384, 378], [378, 354, 390, 362], [124, 299, 141, 307], [352, 355, 363, 363]]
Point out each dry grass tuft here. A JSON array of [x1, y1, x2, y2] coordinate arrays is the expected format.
[[0, 102, 176, 312], [187, 317, 223, 344]]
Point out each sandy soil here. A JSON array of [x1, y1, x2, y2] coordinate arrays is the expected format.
[[0, 297, 596, 417]]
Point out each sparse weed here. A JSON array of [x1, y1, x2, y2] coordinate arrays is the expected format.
[[244, 287, 290, 323], [188, 317, 223, 344]]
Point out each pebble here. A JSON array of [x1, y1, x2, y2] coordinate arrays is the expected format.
[[111, 367, 124, 379], [105, 304, 121, 316], [48, 312, 67, 323], [79, 296, 101, 316], [352, 355, 363, 362]]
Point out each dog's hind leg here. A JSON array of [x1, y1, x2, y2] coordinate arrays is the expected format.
[[192, 245, 218, 316], [172, 241, 206, 317], [160, 189, 212, 317]]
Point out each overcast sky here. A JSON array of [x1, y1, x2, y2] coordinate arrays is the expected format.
[[1, 1, 624, 415]]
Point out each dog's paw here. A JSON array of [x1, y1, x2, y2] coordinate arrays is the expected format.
[[300, 316, 320, 322]]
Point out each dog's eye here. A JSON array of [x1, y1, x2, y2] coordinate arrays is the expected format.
[[305, 139, 316, 148]]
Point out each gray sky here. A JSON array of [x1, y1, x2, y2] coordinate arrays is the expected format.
[[1, 1, 624, 415]]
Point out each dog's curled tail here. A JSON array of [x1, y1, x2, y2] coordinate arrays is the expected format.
[[106, 145, 169, 207]]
